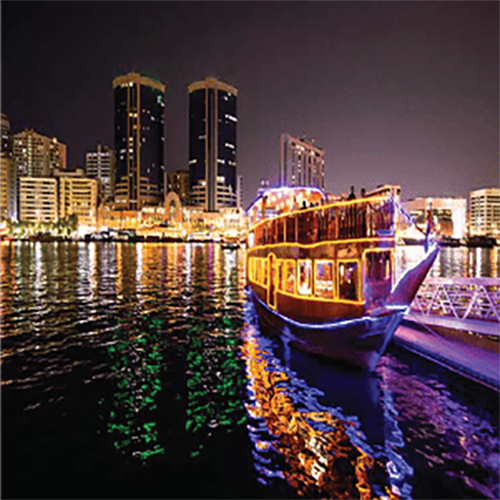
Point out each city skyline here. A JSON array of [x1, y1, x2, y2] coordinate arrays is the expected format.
[[2, 2, 498, 207]]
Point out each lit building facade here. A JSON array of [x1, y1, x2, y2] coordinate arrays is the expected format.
[[86, 144, 116, 202], [1, 113, 16, 220], [13, 129, 66, 178], [113, 72, 165, 210], [57, 170, 98, 228], [280, 134, 324, 189], [188, 77, 238, 212], [237, 174, 244, 209], [19, 170, 97, 228], [469, 188, 500, 239], [166, 169, 189, 206], [19, 177, 58, 223], [404, 197, 466, 239]]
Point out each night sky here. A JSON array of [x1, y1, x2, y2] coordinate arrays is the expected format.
[[2, 1, 498, 206]]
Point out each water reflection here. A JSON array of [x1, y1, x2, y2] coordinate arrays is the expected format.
[[377, 352, 500, 499], [241, 298, 412, 499], [396, 246, 500, 278], [1, 241, 498, 499], [102, 314, 166, 461]]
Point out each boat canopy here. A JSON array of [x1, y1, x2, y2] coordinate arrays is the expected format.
[[246, 187, 327, 226]]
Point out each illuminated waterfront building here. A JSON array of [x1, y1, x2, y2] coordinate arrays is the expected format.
[[19, 169, 97, 228], [166, 169, 189, 205], [280, 134, 324, 189], [13, 129, 66, 178], [113, 72, 165, 210], [237, 174, 244, 209], [404, 197, 466, 239], [1, 112, 16, 220], [86, 144, 116, 202], [19, 177, 57, 223], [468, 188, 500, 239], [56, 169, 98, 228], [188, 77, 238, 212]]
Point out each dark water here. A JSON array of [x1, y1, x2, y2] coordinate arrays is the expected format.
[[1, 242, 499, 499]]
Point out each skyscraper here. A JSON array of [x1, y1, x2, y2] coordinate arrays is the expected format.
[[113, 72, 165, 210], [13, 129, 66, 178], [1, 113, 16, 220], [86, 144, 116, 202], [280, 134, 324, 189], [188, 77, 237, 212]]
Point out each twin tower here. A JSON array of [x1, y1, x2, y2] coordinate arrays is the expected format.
[[113, 72, 237, 212]]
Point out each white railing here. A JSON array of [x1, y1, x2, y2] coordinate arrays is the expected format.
[[410, 277, 500, 323]]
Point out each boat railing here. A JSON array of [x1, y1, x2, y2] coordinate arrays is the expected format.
[[410, 277, 500, 324], [250, 196, 395, 247]]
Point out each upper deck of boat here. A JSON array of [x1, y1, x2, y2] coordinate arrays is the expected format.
[[246, 186, 399, 249]]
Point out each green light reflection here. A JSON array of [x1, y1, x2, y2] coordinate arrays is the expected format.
[[103, 314, 166, 464]]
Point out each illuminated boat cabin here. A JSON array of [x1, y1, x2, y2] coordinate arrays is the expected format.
[[246, 186, 401, 324]]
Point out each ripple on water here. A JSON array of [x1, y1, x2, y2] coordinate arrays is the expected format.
[[1, 241, 498, 499]]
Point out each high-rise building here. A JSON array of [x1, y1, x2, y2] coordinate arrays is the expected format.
[[237, 174, 244, 210], [166, 169, 189, 206], [113, 72, 165, 210], [188, 77, 237, 212], [13, 129, 66, 178], [86, 144, 116, 202], [19, 177, 58, 223], [280, 134, 324, 189], [19, 169, 98, 227], [468, 188, 500, 239], [57, 169, 98, 228], [1, 113, 16, 220]]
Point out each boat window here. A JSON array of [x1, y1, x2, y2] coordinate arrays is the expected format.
[[248, 257, 254, 281], [258, 258, 268, 286], [298, 259, 312, 296], [365, 251, 391, 281], [338, 261, 359, 301], [277, 260, 285, 291], [284, 260, 296, 294], [255, 258, 261, 284], [315, 260, 334, 299], [286, 215, 296, 242], [256, 258, 261, 284]]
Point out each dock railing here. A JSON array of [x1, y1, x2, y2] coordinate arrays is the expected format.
[[408, 277, 500, 336]]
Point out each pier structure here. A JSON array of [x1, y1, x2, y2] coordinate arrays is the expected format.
[[395, 277, 500, 390], [408, 277, 500, 335]]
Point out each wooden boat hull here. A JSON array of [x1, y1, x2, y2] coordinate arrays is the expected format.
[[250, 289, 406, 371]]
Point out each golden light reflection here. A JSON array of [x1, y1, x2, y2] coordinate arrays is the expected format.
[[116, 243, 137, 298], [165, 243, 185, 299], [0, 242, 17, 336], [241, 327, 400, 499]]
